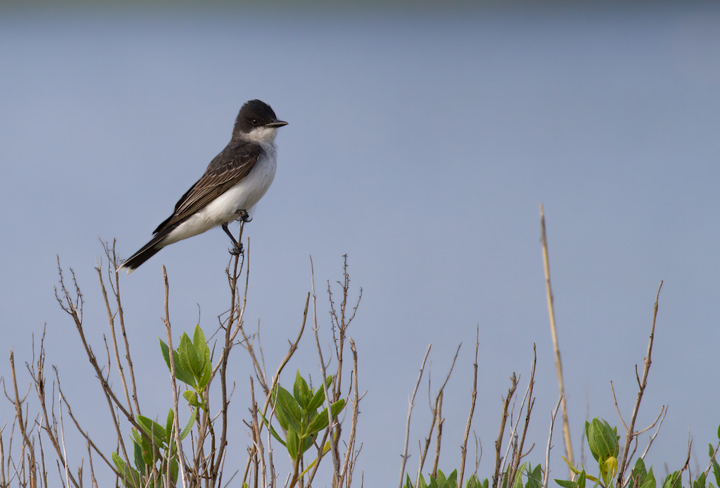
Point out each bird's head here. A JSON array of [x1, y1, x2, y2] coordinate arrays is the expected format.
[[233, 99, 288, 143]]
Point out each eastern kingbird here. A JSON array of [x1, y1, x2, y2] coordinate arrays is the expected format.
[[118, 99, 288, 274]]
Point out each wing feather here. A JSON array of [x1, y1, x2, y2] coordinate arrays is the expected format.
[[153, 142, 263, 234]]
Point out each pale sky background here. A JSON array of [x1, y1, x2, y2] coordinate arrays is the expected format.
[[1, 2, 720, 487]]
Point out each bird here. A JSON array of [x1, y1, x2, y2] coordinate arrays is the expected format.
[[118, 99, 288, 274]]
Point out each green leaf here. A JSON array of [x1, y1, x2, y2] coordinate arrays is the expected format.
[[436, 469, 447, 483], [512, 464, 527, 488], [307, 398, 346, 434], [466, 475, 484, 488], [112, 451, 128, 476], [439, 470, 458, 488], [170, 457, 178, 484], [307, 375, 333, 411], [130, 427, 154, 467], [695, 473, 707, 488], [556, 479, 577, 488], [641, 467, 657, 488], [179, 332, 200, 379], [331, 398, 346, 418], [260, 412, 286, 447], [133, 440, 146, 473], [630, 458, 648, 488], [165, 409, 174, 439], [159, 338, 196, 387], [418, 473, 428, 488], [405, 473, 414, 488], [662, 472, 682, 488], [713, 455, 720, 488], [299, 433, 315, 457], [293, 371, 312, 410], [274, 386, 303, 432], [136, 415, 166, 446], [286, 429, 300, 461], [180, 407, 197, 441], [577, 470, 586, 488], [192, 326, 212, 391], [526, 464, 543, 488], [183, 390, 205, 409], [587, 418, 620, 463], [192, 326, 206, 359], [113, 452, 140, 488]]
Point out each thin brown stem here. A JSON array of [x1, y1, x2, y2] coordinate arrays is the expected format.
[[540, 203, 574, 472], [610, 381, 629, 431], [162, 266, 188, 488], [243, 292, 310, 486], [338, 339, 361, 485], [458, 325, 480, 488], [616, 281, 663, 488], [492, 373, 518, 488], [431, 391, 444, 478], [508, 346, 537, 488], [95, 260, 134, 419], [9, 351, 37, 488], [310, 257, 340, 486], [418, 343, 461, 475], [543, 395, 564, 488], [399, 344, 432, 488]]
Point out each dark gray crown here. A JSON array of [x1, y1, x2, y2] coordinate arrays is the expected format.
[[233, 99, 279, 136]]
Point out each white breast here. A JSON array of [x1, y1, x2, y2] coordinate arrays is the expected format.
[[162, 143, 277, 246]]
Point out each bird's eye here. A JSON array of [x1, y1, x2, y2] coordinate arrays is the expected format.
[[251, 119, 258, 126]]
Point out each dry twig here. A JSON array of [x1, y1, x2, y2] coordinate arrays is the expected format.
[[540, 203, 574, 472], [615, 281, 663, 488], [492, 373, 518, 488], [162, 266, 188, 488], [398, 344, 432, 488], [543, 395, 564, 488], [458, 325, 480, 488]]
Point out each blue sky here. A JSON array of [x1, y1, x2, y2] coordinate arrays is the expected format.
[[1, 3, 719, 486]]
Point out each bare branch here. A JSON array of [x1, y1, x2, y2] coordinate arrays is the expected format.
[[633, 406, 665, 437], [310, 256, 341, 486], [540, 203, 574, 471], [492, 373, 518, 488], [508, 346, 537, 488], [419, 343, 462, 475], [610, 381, 629, 431], [431, 391, 444, 478], [543, 395, 564, 488], [398, 344, 432, 488], [458, 325, 479, 488], [616, 281, 663, 488], [703, 438, 720, 480], [162, 266, 188, 488], [338, 339, 362, 485]]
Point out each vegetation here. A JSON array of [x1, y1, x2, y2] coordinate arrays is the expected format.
[[0, 215, 717, 488]]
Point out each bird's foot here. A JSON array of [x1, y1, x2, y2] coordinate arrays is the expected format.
[[237, 209, 252, 223], [222, 223, 243, 255], [229, 243, 244, 256]]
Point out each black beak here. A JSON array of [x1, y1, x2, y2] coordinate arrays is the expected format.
[[267, 120, 288, 128]]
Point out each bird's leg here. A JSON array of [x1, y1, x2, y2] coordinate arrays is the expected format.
[[236, 208, 252, 223], [222, 223, 243, 255]]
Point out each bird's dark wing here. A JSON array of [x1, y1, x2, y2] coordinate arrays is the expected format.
[[153, 141, 264, 234]]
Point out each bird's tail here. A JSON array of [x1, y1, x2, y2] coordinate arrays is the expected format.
[[117, 233, 168, 274]]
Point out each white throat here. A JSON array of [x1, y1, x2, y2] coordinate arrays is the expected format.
[[242, 126, 279, 144]]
